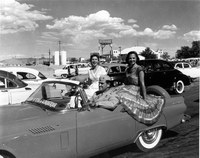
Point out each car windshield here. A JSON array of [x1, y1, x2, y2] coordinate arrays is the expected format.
[[26, 82, 80, 111]]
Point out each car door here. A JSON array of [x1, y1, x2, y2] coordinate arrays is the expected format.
[[0, 76, 10, 105], [9, 87, 33, 104], [76, 106, 136, 156], [158, 60, 175, 88], [5, 78, 33, 104], [141, 61, 156, 86]]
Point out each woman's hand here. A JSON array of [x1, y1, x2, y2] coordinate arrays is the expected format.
[[79, 80, 89, 89]]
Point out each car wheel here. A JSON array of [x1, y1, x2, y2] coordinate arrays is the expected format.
[[0, 152, 15, 158], [61, 74, 68, 78], [174, 80, 184, 94], [136, 128, 163, 152], [0, 155, 11, 158]]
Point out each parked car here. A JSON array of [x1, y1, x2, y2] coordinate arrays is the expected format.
[[101, 63, 127, 86], [101, 60, 191, 94], [172, 62, 200, 79], [0, 69, 80, 106], [138, 59, 191, 94], [0, 70, 36, 106], [0, 67, 47, 83], [54, 63, 91, 78], [0, 80, 187, 158]]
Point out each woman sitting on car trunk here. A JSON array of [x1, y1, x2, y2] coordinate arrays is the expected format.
[[115, 51, 164, 124]]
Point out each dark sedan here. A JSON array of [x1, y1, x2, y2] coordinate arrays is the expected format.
[[102, 60, 191, 94], [138, 59, 191, 94]]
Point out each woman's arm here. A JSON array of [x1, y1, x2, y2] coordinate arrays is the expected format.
[[139, 71, 147, 100]]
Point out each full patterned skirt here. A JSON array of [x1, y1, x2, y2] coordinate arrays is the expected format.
[[116, 85, 164, 125]]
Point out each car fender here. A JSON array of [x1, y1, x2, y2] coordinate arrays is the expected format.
[[133, 85, 169, 143], [147, 85, 186, 129], [134, 118, 167, 143], [146, 85, 171, 105], [174, 70, 191, 85]]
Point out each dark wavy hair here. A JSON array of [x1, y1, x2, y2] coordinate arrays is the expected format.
[[125, 51, 140, 64], [90, 54, 100, 62]]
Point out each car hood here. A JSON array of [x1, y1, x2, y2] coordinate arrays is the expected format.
[[0, 103, 47, 125]]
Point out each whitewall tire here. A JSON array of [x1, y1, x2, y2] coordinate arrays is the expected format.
[[174, 80, 184, 94], [136, 128, 163, 152]]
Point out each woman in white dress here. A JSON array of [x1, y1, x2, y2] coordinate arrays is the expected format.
[[84, 54, 107, 99]]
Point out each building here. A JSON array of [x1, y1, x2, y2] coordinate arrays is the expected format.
[[112, 50, 120, 57], [54, 51, 67, 65], [121, 46, 163, 59]]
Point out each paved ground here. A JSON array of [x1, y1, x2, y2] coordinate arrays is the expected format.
[[93, 79, 199, 158]]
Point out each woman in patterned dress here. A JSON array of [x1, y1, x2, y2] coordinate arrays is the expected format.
[[116, 51, 164, 124]]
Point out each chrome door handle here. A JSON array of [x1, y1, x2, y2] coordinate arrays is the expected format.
[[1, 89, 8, 92]]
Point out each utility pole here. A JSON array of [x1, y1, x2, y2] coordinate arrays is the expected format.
[[48, 49, 51, 66], [58, 40, 62, 53], [119, 46, 121, 62], [58, 40, 62, 65]]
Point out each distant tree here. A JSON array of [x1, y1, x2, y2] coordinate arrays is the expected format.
[[176, 41, 200, 59], [190, 41, 200, 57], [140, 47, 157, 59], [161, 52, 170, 60]]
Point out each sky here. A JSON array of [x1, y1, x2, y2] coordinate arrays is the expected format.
[[0, 0, 200, 60]]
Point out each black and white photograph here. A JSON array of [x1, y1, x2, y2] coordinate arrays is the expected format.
[[0, 0, 199, 158]]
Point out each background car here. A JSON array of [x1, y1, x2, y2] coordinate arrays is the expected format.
[[0, 70, 35, 106], [138, 59, 191, 94], [0, 67, 47, 83], [171, 61, 200, 79], [101, 63, 127, 86], [101, 60, 191, 94], [0, 80, 187, 158], [54, 63, 90, 78]]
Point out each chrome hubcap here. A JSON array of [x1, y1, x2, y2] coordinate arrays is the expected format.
[[142, 129, 157, 144]]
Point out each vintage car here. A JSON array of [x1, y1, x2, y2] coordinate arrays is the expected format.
[[0, 70, 79, 106], [101, 63, 127, 86], [0, 80, 187, 158], [138, 59, 192, 94], [0, 67, 47, 84], [172, 62, 200, 79], [101, 60, 191, 94], [54, 63, 90, 78], [0, 70, 36, 106]]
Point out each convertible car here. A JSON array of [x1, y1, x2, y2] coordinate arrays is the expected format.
[[0, 80, 186, 158]]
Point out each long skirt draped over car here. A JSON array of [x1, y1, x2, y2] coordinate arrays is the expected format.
[[114, 85, 164, 125]]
